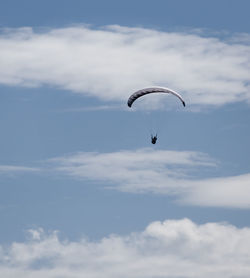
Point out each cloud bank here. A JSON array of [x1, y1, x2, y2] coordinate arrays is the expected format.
[[1, 219, 250, 278], [51, 148, 250, 208], [1, 25, 250, 108]]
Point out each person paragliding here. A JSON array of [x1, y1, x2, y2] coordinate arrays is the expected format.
[[127, 86, 185, 144], [151, 134, 157, 144]]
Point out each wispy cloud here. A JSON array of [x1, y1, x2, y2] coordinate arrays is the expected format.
[[181, 173, 250, 208], [1, 219, 250, 277], [60, 104, 126, 112], [0, 165, 40, 174], [1, 149, 249, 209], [1, 25, 250, 108], [51, 148, 250, 208], [51, 148, 217, 193]]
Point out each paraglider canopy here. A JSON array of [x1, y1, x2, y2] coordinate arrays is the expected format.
[[127, 87, 185, 108]]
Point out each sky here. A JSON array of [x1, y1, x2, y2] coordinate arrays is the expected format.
[[0, 0, 250, 277]]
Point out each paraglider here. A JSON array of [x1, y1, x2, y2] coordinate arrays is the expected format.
[[127, 87, 185, 144]]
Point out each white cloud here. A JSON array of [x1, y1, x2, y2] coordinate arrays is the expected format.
[[1, 149, 249, 209], [51, 148, 216, 193], [0, 165, 40, 174], [1, 25, 250, 108], [51, 148, 250, 208], [180, 173, 250, 208], [1, 219, 250, 277], [61, 104, 125, 112]]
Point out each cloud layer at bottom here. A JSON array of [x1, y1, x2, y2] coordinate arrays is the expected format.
[[0, 218, 250, 278]]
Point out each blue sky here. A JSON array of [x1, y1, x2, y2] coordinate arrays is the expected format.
[[1, 1, 250, 277]]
